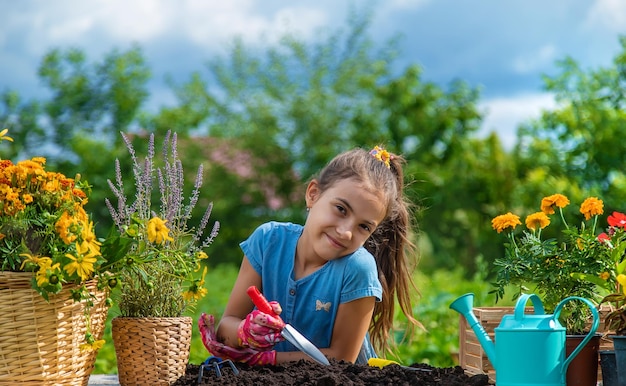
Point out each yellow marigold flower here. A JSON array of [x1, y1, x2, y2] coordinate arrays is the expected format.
[[183, 284, 208, 301], [79, 339, 105, 352], [36, 269, 49, 287], [35, 260, 60, 287], [64, 242, 97, 280], [491, 212, 521, 233], [580, 197, 604, 221], [20, 253, 39, 270], [599, 272, 610, 281], [541, 194, 570, 214], [81, 221, 101, 254], [147, 217, 173, 244], [525, 212, 550, 231]]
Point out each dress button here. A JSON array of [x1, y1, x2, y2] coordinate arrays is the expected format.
[[289, 288, 296, 296]]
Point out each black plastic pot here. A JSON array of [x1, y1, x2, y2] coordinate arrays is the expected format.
[[600, 350, 618, 386], [612, 335, 626, 386]]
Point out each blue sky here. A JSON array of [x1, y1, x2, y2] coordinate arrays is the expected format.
[[2, 0, 626, 148]]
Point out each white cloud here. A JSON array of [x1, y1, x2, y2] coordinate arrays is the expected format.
[[1, 0, 332, 56], [512, 45, 557, 74], [2, 1, 170, 54], [179, 2, 329, 49], [478, 93, 557, 149], [585, 0, 626, 32]]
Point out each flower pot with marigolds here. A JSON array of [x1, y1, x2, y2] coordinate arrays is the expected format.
[[490, 194, 614, 385], [0, 129, 114, 385], [491, 194, 608, 334], [101, 131, 219, 386]]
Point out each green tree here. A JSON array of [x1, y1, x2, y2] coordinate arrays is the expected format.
[[516, 36, 626, 210], [1, 46, 152, 230], [148, 10, 498, 273]]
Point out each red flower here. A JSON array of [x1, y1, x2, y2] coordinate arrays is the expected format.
[[608, 212, 626, 228]]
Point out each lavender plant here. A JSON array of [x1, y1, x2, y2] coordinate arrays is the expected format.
[[103, 130, 219, 317]]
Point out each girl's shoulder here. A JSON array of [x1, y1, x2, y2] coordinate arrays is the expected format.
[[256, 221, 303, 235], [247, 221, 303, 245]]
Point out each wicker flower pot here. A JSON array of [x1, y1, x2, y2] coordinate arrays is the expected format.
[[0, 272, 108, 386], [112, 316, 192, 386]]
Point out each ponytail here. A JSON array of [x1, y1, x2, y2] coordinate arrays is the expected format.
[[365, 154, 421, 354]]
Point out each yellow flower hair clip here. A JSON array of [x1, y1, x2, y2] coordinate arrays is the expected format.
[[369, 145, 391, 168]]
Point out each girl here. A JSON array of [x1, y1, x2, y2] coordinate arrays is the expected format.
[[200, 146, 420, 365]]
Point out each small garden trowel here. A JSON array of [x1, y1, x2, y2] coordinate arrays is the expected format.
[[247, 286, 330, 366]]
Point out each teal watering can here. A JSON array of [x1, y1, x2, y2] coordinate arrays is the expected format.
[[450, 293, 599, 386]]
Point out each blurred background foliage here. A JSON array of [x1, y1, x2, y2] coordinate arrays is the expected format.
[[2, 10, 626, 372]]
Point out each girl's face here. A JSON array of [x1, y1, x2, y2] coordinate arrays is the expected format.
[[303, 177, 386, 262]]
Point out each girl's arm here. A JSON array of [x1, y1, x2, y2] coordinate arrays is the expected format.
[[216, 256, 262, 347], [275, 296, 376, 364], [325, 296, 376, 362], [217, 256, 375, 363]]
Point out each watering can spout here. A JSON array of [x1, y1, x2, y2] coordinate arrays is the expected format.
[[449, 293, 497, 368]]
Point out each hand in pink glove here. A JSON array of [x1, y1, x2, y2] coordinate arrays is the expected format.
[[237, 301, 286, 350], [198, 313, 276, 366]]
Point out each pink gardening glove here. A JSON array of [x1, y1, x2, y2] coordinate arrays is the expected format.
[[198, 313, 276, 366], [237, 301, 286, 350]]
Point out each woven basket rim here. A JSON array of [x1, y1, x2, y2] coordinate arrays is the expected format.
[[113, 315, 193, 320]]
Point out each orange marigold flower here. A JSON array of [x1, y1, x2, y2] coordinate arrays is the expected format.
[[580, 197, 604, 220], [55, 211, 79, 244], [525, 212, 550, 231], [599, 272, 610, 281], [22, 194, 33, 204], [541, 194, 570, 214], [60, 178, 74, 189], [72, 188, 86, 199], [30, 157, 46, 165], [492, 212, 521, 233]]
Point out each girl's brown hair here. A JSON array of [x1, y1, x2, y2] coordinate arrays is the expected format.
[[315, 147, 421, 354]]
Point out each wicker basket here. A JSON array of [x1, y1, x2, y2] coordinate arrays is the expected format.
[[112, 316, 192, 386], [0, 271, 108, 385]]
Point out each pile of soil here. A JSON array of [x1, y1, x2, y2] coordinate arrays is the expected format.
[[173, 359, 492, 386]]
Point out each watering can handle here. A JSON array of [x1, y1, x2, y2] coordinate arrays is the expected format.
[[514, 293, 546, 320], [553, 296, 600, 370]]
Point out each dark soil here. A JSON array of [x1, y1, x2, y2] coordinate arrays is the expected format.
[[173, 359, 492, 386]]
